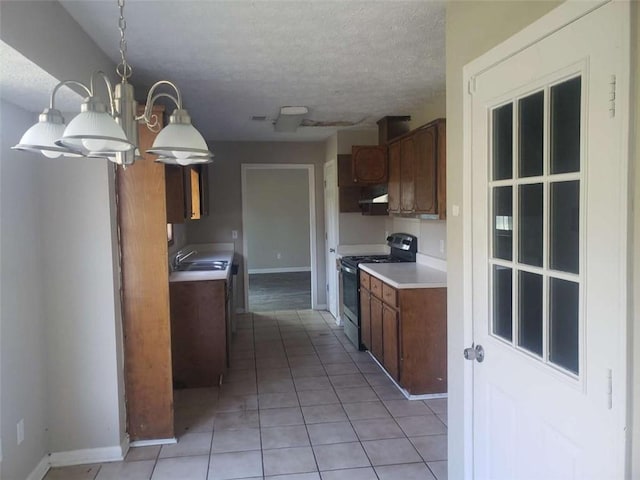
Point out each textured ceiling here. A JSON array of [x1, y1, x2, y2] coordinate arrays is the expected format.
[[0, 40, 82, 115], [61, 1, 445, 142]]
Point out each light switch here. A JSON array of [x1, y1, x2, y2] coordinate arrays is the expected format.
[[452, 205, 460, 217]]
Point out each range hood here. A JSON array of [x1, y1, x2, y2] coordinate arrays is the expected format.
[[358, 185, 388, 215]]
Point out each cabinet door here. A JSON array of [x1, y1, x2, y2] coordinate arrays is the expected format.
[[170, 280, 226, 388], [337, 154, 358, 187], [360, 288, 371, 350], [382, 304, 400, 381], [400, 136, 416, 212], [352, 146, 388, 184], [414, 126, 437, 214], [370, 296, 384, 362], [200, 165, 210, 218], [165, 165, 190, 223], [436, 119, 447, 219], [388, 141, 401, 213]]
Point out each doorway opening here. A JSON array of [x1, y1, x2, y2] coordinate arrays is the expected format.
[[241, 164, 316, 312]]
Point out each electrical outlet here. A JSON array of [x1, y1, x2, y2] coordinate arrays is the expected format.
[[17, 419, 24, 445], [440, 239, 445, 254], [276, 252, 282, 260], [231, 230, 238, 240]]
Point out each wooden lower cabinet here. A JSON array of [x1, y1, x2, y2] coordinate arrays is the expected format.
[[170, 280, 227, 388], [359, 271, 447, 395], [360, 288, 372, 350], [382, 304, 400, 381], [370, 296, 384, 361]]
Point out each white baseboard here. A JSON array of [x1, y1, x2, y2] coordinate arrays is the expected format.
[[248, 267, 311, 274], [26, 455, 50, 480], [25, 437, 130, 479], [48, 443, 127, 468], [129, 437, 177, 447]]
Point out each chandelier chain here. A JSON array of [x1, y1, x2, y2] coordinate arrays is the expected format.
[[116, 0, 132, 81]]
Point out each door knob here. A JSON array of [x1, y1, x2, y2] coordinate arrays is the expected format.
[[329, 248, 336, 253], [464, 344, 485, 363]]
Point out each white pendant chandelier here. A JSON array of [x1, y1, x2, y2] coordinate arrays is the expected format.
[[13, 0, 213, 167]]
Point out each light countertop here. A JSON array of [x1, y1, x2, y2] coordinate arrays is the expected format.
[[359, 262, 447, 289], [169, 246, 235, 283]]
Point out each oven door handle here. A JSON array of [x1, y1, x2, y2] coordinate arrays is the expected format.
[[341, 264, 357, 275]]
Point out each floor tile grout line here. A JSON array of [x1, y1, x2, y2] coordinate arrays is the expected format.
[[283, 309, 323, 477], [249, 311, 269, 480]]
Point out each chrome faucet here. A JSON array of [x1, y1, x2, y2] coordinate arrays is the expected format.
[[173, 249, 197, 269]]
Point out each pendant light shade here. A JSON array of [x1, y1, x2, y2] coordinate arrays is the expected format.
[[155, 154, 213, 166], [146, 108, 212, 163], [12, 109, 81, 158], [57, 97, 134, 155], [13, 1, 213, 167]]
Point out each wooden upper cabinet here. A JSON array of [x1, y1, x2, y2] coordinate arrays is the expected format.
[[200, 165, 210, 217], [351, 145, 388, 184], [388, 142, 401, 214], [377, 115, 411, 144], [165, 164, 210, 223], [165, 166, 190, 223], [387, 118, 446, 217], [337, 154, 357, 187], [436, 120, 447, 219], [400, 135, 416, 213], [414, 125, 437, 214]]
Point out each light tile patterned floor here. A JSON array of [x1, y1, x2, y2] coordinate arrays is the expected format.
[[45, 310, 447, 480]]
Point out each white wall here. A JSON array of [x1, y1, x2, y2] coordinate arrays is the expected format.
[[245, 168, 311, 271], [630, 2, 639, 474], [186, 142, 326, 310], [0, 1, 127, 473], [445, 2, 564, 478], [39, 157, 124, 454], [0, 100, 49, 480]]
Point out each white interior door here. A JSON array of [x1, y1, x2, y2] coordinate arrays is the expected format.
[[324, 160, 339, 319], [469, 3, 629, 478]]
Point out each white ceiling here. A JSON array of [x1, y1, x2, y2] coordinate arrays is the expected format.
[[0, 40, 82, 116], [53, 1, 445, 142]]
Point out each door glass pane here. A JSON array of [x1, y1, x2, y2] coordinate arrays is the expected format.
[[493, 265, 513, 342], [519, 183, 543, 267], [493, 186, 513, 261], [519, 91, 544, 177], [550, 181, 579, 273], [551, 77, 581, 174], [518, 271, 543, 356], [493, 103, 513, 180], [549, 278, 579, 374]]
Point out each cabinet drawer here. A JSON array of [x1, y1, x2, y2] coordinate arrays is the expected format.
[[370, 277, 382, 298], [382, 283, 397, 307], [360, 271, 370, 289]]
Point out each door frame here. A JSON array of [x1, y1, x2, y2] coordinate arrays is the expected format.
[[241, 163, 317, 312], [461, 1, 632, 476], [323, 159, 340, 320]]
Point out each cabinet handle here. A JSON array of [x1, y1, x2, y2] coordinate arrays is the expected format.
[[353, 178, 358, 183]]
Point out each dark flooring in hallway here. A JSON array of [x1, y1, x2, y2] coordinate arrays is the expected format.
[[248, 272, 311, 311]]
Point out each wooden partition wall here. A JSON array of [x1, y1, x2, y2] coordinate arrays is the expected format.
[[116, 106, 174, 441]]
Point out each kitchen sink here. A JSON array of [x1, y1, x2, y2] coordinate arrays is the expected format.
[[174, 260, 228, 272]]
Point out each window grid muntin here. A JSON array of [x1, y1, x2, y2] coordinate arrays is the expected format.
[[488, 77, 583, 379]]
